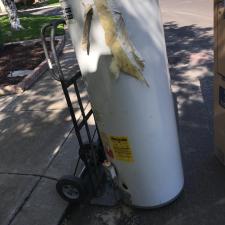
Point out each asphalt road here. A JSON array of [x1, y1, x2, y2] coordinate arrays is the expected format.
[[160, 0, 213, 27]]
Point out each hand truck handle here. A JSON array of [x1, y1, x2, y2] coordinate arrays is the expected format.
[[41, 19, 66, 81]]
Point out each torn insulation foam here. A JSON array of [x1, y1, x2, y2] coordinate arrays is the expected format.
[[83, 0, 148, 86]]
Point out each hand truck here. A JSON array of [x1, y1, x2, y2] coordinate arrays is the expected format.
[[41, 19, 111, 205]]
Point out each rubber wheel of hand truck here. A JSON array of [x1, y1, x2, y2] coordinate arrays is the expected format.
[[56, 176, 85, 204]]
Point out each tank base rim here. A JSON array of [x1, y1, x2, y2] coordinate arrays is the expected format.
[[128, 183, 184, 209]]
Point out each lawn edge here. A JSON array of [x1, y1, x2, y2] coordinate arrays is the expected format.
[[0, 35, 65, 96]]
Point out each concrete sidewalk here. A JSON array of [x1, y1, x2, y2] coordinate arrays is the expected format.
[[0, 39, 88, 225]]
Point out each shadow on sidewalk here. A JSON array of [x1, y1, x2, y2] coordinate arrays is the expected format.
[[0, 46, 91, 224], [164, 22, 213, 126]]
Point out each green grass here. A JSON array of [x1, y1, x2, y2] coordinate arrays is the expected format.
[[0, 14, 64, 43], [47, 0, 60, 6]]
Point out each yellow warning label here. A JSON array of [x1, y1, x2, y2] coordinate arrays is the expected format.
[[109, 136, 134, 163]]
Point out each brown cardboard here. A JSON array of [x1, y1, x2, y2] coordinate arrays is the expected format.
[[214, 0, 225, 165], [216, 1, 225, 75], [214, 74, 225, 165]]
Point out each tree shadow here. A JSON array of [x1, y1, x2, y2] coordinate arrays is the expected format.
[[165, 22, 213, 74], [164, 22, 214, 126], [0, 37, 91, 173], [0, 40, 94, 224]]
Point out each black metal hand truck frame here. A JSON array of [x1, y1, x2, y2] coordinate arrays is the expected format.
[[41, 19, 107, 205]]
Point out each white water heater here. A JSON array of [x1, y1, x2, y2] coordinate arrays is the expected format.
[[61, 0, 184, 208]]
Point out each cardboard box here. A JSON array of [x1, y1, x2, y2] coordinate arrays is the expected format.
[[214, 0, 225, 165], [215, 0, 225, 76], [214, 74, 225, 165]]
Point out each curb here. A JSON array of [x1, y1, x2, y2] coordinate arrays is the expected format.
[[0, 5, 61, 17], [0, 35, 65, 96]]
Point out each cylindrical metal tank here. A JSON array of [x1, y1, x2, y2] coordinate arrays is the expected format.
[[61, 0, 184, 208]]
